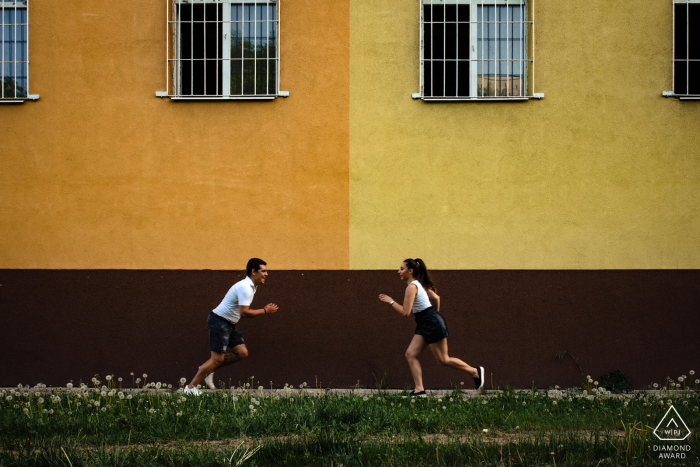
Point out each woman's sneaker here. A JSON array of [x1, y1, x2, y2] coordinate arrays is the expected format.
[[204, 372, 216, 390], [473, 366, 485, 390], [184, 386, 202, 396]]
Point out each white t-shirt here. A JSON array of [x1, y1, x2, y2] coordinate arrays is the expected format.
[[409, 280, 432, 313], [212, 276, 257, 324]]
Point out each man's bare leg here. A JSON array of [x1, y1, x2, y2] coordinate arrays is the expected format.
[[405, 334, 429, 392], [188, 345, 249, 389]]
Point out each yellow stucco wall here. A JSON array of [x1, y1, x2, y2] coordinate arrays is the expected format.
[[0, 0, 349, 269], [350, 0, 700, 269]]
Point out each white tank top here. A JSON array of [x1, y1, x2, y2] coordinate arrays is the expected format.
[[409, 280, 431, 313]]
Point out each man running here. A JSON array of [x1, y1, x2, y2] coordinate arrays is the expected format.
[[184, 258, 279, 395]]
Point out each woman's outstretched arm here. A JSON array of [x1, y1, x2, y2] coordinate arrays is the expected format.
[[379, 284, 417, 317]]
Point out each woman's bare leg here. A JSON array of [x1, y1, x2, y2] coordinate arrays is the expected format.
[[405, 334, 429, 392], [428, 338, 479, 378]]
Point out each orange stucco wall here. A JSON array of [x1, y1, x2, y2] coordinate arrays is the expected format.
[[0, 0, 349, 269]]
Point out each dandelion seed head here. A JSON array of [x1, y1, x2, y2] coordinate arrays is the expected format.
[[653, 383, 658, 388], [176, 412, 182, 417], [106, 375, 112, 381], [66, 383, 73, 389], [23, 408, 28, 413], [483, 429, 488, 433], [127, 395, 132, 400], [143, 374, 148, 379], [37, 398, 44, 404], [156, 382, 162, 389], [118, 377, 123, 382], [5, 396, 12, 401], [411, 399, 416, 404], [442, 406, 446, 410], [42, 409, 47, 413]]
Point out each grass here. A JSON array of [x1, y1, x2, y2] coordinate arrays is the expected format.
[[0, 376, 698, 466]]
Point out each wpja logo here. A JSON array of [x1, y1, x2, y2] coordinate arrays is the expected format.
[[652, 405, 692, 460]]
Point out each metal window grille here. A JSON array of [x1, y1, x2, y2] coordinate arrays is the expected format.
[[1, 1, 28, 100], [167, 0, 279, 99], [420, 0, 534, 101], [673, 0, 700, 96]]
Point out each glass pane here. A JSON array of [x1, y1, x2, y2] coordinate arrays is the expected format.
[[231, 4, 241, 22], [675, 61, 687, 94], [432, 61, 444, 96], [675, 4, 687, 60], [445, 23, 456, 59], [689, 5, 700, 59], [497, 5, 507, 22], [243, 21, 254, 58], [243, 59, 255, 94], [457, 5, 469, 22], [478, 5, 495, 22], [478, 61, 495, 96], [497, 61, 507, 96], [255, 59, 267, 94], [432, 23, 444, 59], [510, 22, 522, 60], [457, 23, 469, 60], [510, 5, 521, 23], [689, 60, 700, 94], [231, 22, 242, 58], [424, 4, 431, 22], [269, 21, 277, 57], [180, 60, 192, 95], [268, 59, 277, 94], [423, 60, 431, 97], [256, 21, 266, 57], [244, 4, 254, 22], [498, 21, 507, 59], [256, 4, 266, 21], [445, 5, 456, 22], [205, 59, 221, 95], [231, 59, 242, 95], [5, 25, 14, 61], [192, 59, 204, 94], [424, 23, 431, 60], [457, 60, 469, 97], [511, 61, 522, 96], [445, 60, 456, 96], [269, 4, 276, 21], [433, 5, 444, 22]]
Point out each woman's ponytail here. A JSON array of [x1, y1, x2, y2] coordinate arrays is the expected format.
[[404, 258, 437, 292]]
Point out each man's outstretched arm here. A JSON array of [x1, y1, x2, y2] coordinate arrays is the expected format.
[[239, 304, 279, 318]]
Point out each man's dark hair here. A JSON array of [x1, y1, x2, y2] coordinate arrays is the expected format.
[[246, 258, 267, 277]]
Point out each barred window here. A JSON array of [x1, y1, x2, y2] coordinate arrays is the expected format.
[[673, 0, 700, 97], [1, 1, 28, 101], [167, 0, 279, 100], [419, 0, 535, 101]]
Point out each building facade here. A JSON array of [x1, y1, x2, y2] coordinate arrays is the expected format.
[[1, 0, 698, 388]]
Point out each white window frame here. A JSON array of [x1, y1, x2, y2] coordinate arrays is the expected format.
[[672, 0, 700, 99], [418, 0, 540, 102], [165, 0, 281, 101], [1, 1, 37, 103]]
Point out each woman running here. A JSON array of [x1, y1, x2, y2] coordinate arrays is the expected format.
[[379, 258, 484, 396]]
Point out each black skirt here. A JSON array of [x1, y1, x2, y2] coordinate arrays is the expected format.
[[413, 306, 449, 344]]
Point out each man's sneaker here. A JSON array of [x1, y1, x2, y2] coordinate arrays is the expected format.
[[204, 372, 216, 390], [473, 366, 485, 390], [411, 390, 427, 398], [184, 386, 202, 396]]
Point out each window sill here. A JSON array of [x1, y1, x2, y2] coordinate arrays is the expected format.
[[413, 93, 543, 102], [662, 92, 700, 100], [169, 96, 278, 101], [0, 94, 40, 104]]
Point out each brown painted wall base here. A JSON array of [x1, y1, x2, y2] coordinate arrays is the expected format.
[[1, 270, 698, 389]]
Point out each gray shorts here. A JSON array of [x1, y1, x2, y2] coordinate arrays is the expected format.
[[207, 313, 245, 354]]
